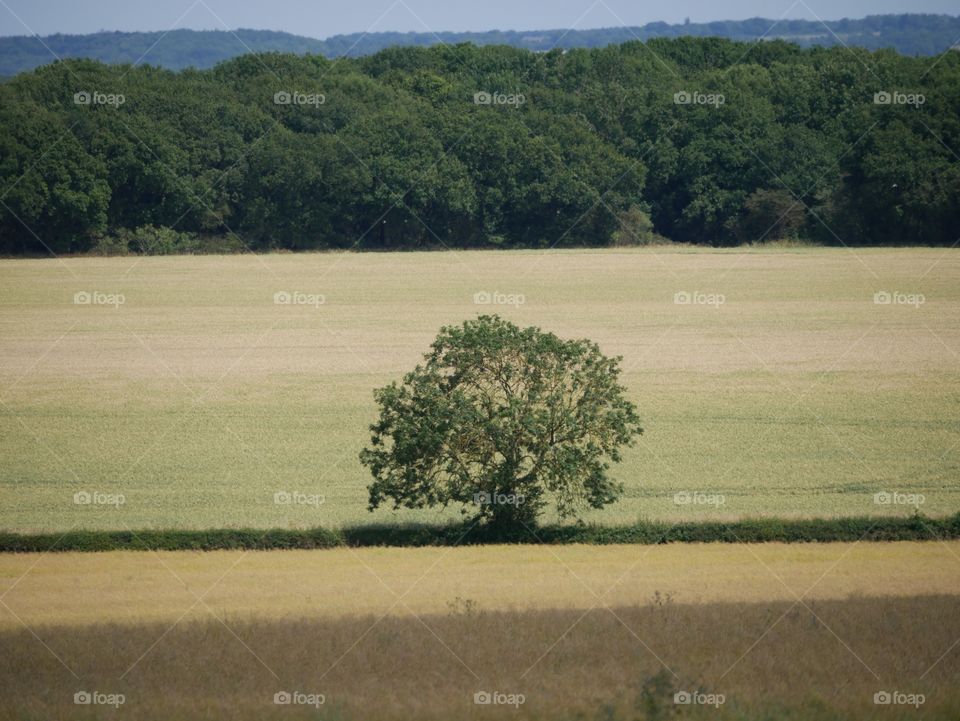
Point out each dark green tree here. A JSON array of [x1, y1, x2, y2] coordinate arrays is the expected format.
[[360, 315, 642, 532]]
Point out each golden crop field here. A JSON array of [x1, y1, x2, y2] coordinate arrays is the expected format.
[[1, 543, 958, 720], [0, 247, 958, 531], [3, 541, 959, 627]]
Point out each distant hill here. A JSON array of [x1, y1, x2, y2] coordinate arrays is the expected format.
[[1, 13, 958, 76]]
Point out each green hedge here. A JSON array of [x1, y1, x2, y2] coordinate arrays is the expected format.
[[1, 513, 957, 552]]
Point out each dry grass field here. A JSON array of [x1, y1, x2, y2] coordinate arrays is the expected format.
[[0, 248, 958, 531], [1, 598, 957, 720], [1, 542, 958, 720]]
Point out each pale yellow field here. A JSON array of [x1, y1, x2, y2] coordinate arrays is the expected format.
[[1, 248, 958, 530], [1, 541, 958, 628]]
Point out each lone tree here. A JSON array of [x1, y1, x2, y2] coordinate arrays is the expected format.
[[360, 315, 642, 532]]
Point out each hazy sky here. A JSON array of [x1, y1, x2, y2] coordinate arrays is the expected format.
[[0, 0, 956, 38]]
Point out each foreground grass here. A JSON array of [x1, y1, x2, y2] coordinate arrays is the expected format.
[[2, 596, 957, 720], [2, 541, 958, 627], [1, 248, 958, 530]]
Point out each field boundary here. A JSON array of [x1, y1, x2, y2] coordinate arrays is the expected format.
[[1, 513, 958, 552]]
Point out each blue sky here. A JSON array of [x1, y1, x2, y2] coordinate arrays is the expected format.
[[1, 0, 957, 38]]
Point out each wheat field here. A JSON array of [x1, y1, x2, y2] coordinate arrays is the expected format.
[[1, 542, 959, 720], [2, 596, 957, 720], [1, 248, 958, 531], [1, 542, 958, 627]]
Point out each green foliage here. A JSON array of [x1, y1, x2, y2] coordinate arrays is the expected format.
[[612, 206, 659, 246], [91, 226, 248, 255], [360, 315, 643, 531], [0, 527, 343, 552], [120, 225, 200, 255], [0, 38, 958, 253], [1, 513, 957, 551], [733, 189, 807, 243], [88, 232, 130, 256]]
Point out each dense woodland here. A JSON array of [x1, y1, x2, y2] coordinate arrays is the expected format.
[[1, 38, 958, 254]]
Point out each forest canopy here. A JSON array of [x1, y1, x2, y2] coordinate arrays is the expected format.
[[0, 38, 958, 255]]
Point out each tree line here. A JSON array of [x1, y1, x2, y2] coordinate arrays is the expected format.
[[0, 38, 957, 255]]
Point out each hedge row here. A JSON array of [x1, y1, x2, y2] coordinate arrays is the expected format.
[[1, 513, 957, 552]]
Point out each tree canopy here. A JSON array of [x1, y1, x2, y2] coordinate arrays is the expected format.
[[360, 316, 642, 531], [1, 38, 958, 254]]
